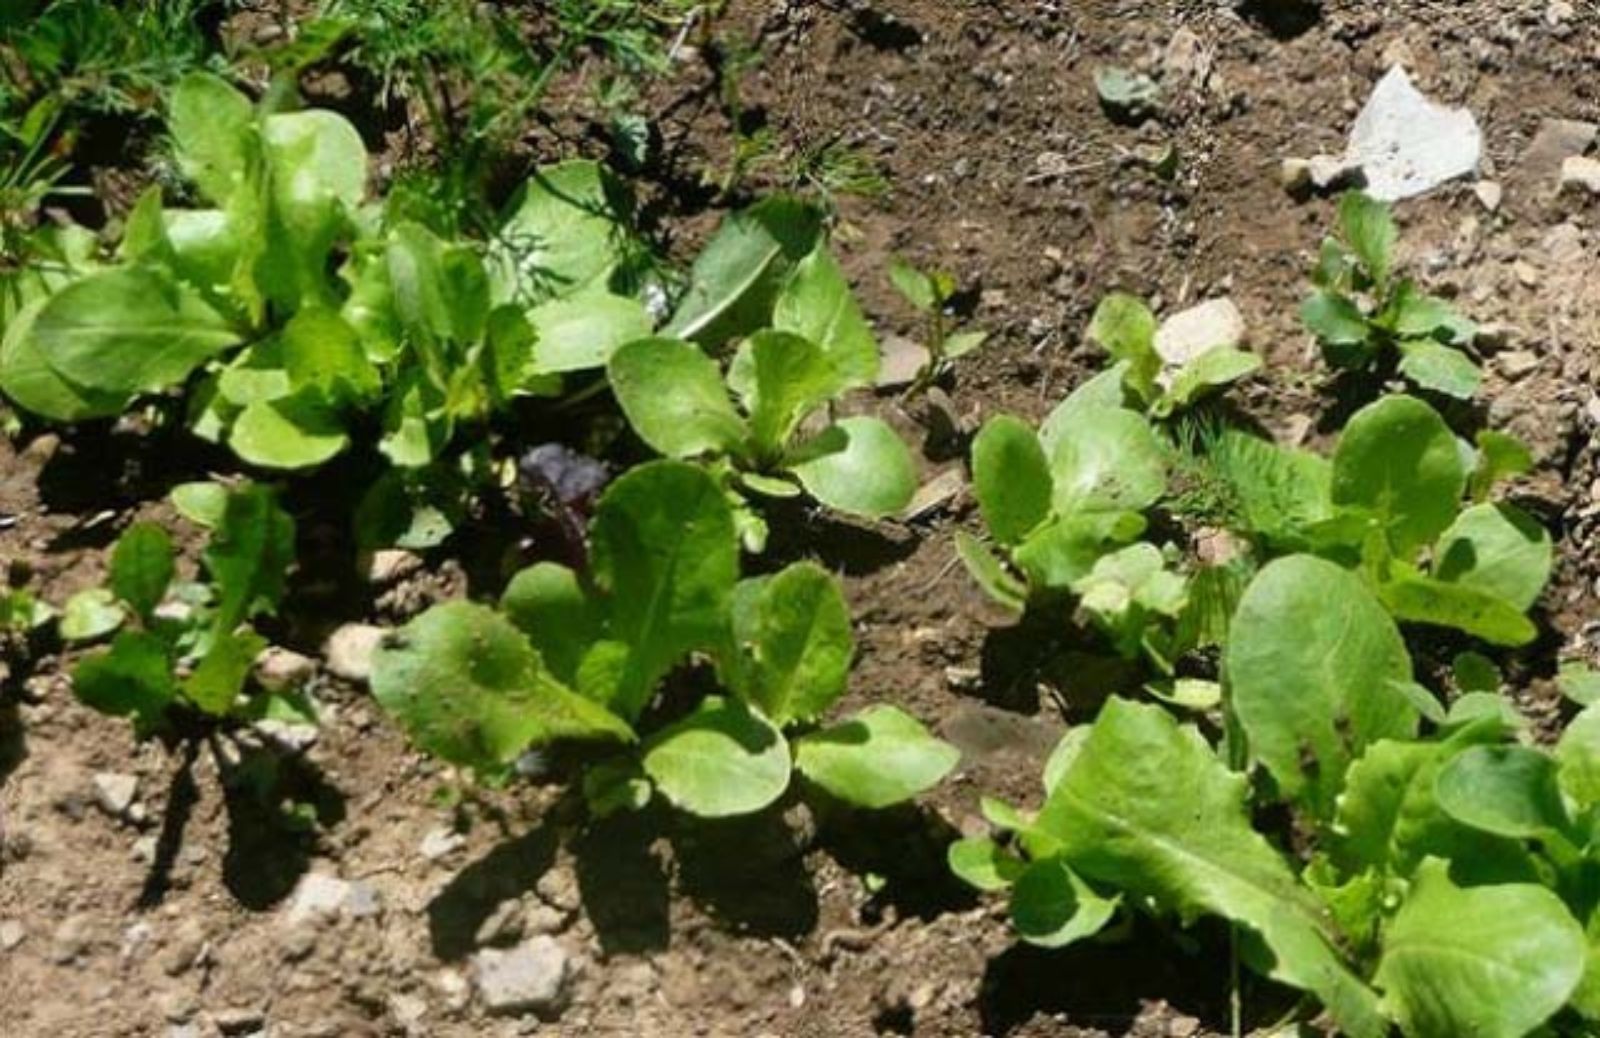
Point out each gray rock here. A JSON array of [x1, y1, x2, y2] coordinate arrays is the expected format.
[[420, 827, 465, 862], [213, 1007, 265, 1036], [876, 335, 930, 389], [1346, 66, 1481, 201], [0, 919, 24, 951], [284, 872, 382, 926], [254, 647, 317, 693], [1473, 179, 1503, 212], [166, 1027, 202, 1038], [91, 772, 138, 818], [1561, 156, 1600, 194], [1521, 118, 1597, 184], [323, 624, 386, 683], [1161, 28, 1210, 87], [1496, 351, 1541, 381], [471, 937, 574, 1017], [1154, 298, 1245, 368]]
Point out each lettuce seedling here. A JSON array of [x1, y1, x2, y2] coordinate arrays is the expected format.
[[887, 257, 989, 392], [70, 483, 306, 735], [1302, 191, 1481, 399], [372, 460, 958, 819], [1085, 293, 1261, 417]]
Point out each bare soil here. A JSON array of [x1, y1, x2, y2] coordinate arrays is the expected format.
[[5, 1, 1600, 1036]]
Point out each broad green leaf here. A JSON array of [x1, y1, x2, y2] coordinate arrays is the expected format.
[[955, 531, 1028, 613], [1035, 698, 1385, 1037], [1037, 366, 1131, 453], [1043, 729, 1091, 794], [30, 268, 241, 395], [73, 630, 175, 724], [386, 222, 470, 343], [229, 393, 350, 470], [281, 306, 378, 406], [1561, 663, 1600, 707], [1391, 287, 1462, 337], [582, 758, 653, 819], [971, 415, 1051, 545], [1380, 574, 1537, 647], [1434, 503, 1550, 612], [1434, 745, 1571, 840], [1011, 856, 1120, 948], [110, 522, 174, 621], [60, 588, 125, 643], [168, 72, 255, 205], [1396, 339, 1481, 399], [1339, 191, 1396, 287], [773, 245, 878, 390], [378, 368, 448, 467], [0, 299, 131, 421], [948, 837, 1024, 892], [163, 209, 241, 292], [1557, 705, 1600, 810], [740, 330, 838, 457], [260, 108, 367, 296], [589, 462, 739, 719], [216, 339, 291, 406], [1470, 430, 1533, 501], [1086, 293, 1159, 398], [795, 705, 958, 809], [727, 563, 853, 725], [790, 416, 917, 519], [1375, 858, 1583, 1038], [183, 628, 267, 715], [642, 697, 790, 817], [372, 602, 632, 771], [1012, 511, 1146, 590], [1452, 651, 1501, 693], [170, 482, 229, 528], [608, 338, 747, 459], [489, 160, 639, 306], [527, 291, 652, 373], [1331, 395, 1465, 557], [501, 562, 604, 687], [1226, 555, 1416, 815], [1159, 345, 1261, 413], [1301, 290, 1369, 347], [205, 484, 296, 633], [662, 196, 823, 345], [1047, 407, 1166, 515]]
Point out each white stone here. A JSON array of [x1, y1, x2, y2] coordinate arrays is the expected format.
[[1473, 179, 1503, 212], [1307, 154, 1364, 190], [420, 827, 466, 862], [92, 772, 139, 818], [0, 920, 24, 951], [284, 873, 381, 926], [254, 647, 316, 693], [1346, 66, 1481, 201], [323, 624, 386, 683], [471, 937, 573, 1017], [1154, 298, 1245, 367], [1561, 156, 1600, 194], [364, 550, 422, 586]]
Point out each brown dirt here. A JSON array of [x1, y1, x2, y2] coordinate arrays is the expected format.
[[6, 1, 1600, 1036]]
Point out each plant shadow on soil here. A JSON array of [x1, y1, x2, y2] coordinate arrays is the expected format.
[[978, 917, 1299, 1035], [138, 739, 347, 911], [426, 793, 974, 962]]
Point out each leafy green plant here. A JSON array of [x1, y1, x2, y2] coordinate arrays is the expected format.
[[69, 482, 306, 735], [372, 460, 957, 818], [1302, 191, 1481, 399], [887, 257, 989, 392], [608, 196, 916, 543], [953, 556, 1596, 1037], [1084, 293, 1261, 418]]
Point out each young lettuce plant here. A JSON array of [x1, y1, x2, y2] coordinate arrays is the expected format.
[[1085, 292, 1261, 418], [887, 257, 989, 392], [371, 460, 957, 819], [953, 556, 1592, 1038], [605, 197, 917, 546], [69, 482, 307, 736], [957, 376, 1189, 670], [1301, 191, 1481, 399]]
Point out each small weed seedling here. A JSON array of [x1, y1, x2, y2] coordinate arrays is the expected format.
[[1302, 191, 1481, 399], [372, 460, 958, 819], [1084, 292, 1260, 418], [888, 257, 989, 394]]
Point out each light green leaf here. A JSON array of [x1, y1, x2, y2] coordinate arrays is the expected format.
[[163, 208, 241, 291], [948, 837, 1025, 892], [740, 330, 839, 456], [168, 72, 255, 205], [110, 522, 174, 621], [1391, 288, 1462, 338], [945, 329, 988, 359], [281, 306, 378, 406], [0, 299, 131, 421], [1434, 502, 1550, 612], [1397, 339, 1481, 399], [1301, 290, 1370, 348], [1380, 573, 1537, 647], [1560, 663, 1600, 707], [229, 393, 349, 470], [589, 461, 739, 719], [608, 337, 747, 459], [1434, 745, 1571, 841], [170, 482, 229, 528], [582, 758, 653, 819], [1331, 394, 1466, 558], [662, 196, 823, 345], [791, 416, 917, 519], [1226, 555, 1416, 815], [727, 562, 853, 725], [1012, 511, 1145, 590], [1037, 366, 1132, 452], [1339, 191, 1396, 287], [887, 258, 937, 311], [643, 697, 790, 818], [773, 245, 878, 389], [1557, 705, 1600, 811], [1086, 293, 1159, 399], [1161, 344, 1261, 413], [1048, 406, 1167, 515], [501, 562, 604, 688], [1470, 430, 1533, 501], [1035, 698, 1385, 1037], [372, 601, 632, 771], [528, 291, 652, 373], [489, 160, 639, 306], [183, 628, 267, 716], [204, 484, 296, 633], [955, 532, 1028, 613], [1011, 856, 1120, 948], [795, 705, 959, 809], [1375, 858, 1584, 1038], [60, 588, 126, 643], [971, 415, 1051, 545], [30, 268, 241, 395]]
